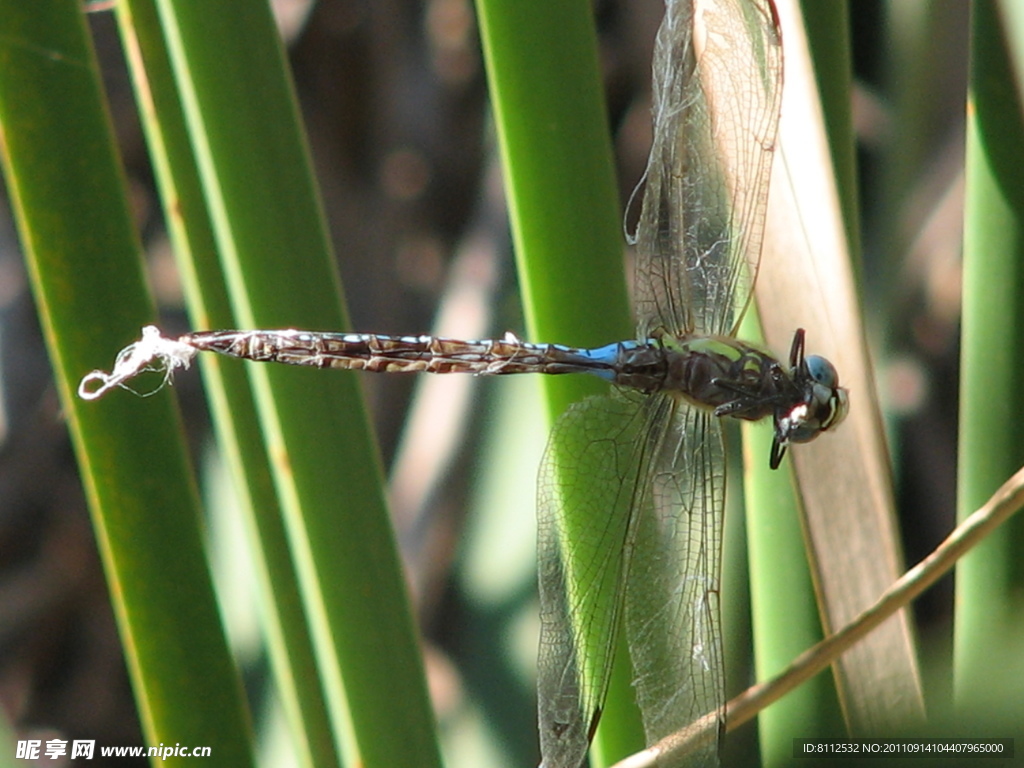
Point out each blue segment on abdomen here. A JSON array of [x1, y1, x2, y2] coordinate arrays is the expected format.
[[574, 340, 645, 381]]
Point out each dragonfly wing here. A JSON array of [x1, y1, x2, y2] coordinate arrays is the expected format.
[[632, 0, 783, 338], [537, 391, 671, 768], [625, 402, 725, 766]]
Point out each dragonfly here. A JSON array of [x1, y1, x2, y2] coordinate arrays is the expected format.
[[79, 0, 847, 765]]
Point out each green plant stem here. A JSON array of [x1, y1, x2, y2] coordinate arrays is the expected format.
[[474, 0, 638, 765], [114, 2, 341, 766], [146, 2, 442, 767], [0, 2, 254, 764], [955, 0, 1024, 713]]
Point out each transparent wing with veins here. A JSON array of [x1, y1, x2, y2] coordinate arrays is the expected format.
[[632, 0, 782, 339], [537, 390, 726, 768], [628, 0, 783, 753], [537, 391, 666, 768], [537, 0, 782, 766]]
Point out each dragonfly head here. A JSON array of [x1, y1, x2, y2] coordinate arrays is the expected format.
[[769, 331, 849, 469]]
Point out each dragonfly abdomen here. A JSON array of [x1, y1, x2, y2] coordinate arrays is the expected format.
[[181, 329, 626, 378]]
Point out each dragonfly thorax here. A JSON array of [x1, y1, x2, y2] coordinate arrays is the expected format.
[[633, 329, 848, 469], [656, 334, 791, 418]]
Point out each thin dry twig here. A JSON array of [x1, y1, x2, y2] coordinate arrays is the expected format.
[[610, 463, 1024, 768]]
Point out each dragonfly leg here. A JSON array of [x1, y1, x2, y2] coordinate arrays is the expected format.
[[713, 389, 770, 419], [710, 363, 789, 420]]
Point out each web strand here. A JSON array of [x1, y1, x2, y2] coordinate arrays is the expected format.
[[78, 325, 198, 401]]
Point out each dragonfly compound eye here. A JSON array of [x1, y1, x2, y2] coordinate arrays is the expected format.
[[805, 354, 839, 388], [783, 354, 849, 445]]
